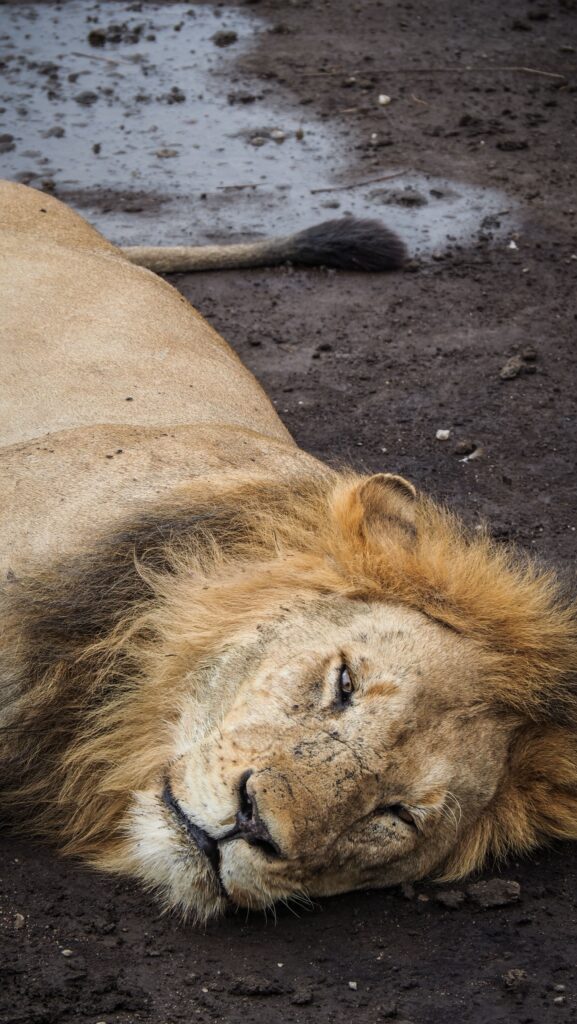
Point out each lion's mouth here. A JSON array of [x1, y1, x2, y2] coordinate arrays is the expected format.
[[161, 779, 225, 890]]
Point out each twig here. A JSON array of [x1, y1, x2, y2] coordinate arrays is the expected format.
[[397, 65, 568, 80], [310, 171, 406, 194], [71, 50, 136, 66], [215, 183, 260, 190], [300, 65, 569, 81]]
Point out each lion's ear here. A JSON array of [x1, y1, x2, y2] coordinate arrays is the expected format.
[[356, 473, 417, 540]]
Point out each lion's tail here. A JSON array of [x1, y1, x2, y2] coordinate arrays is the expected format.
[[120, 217, 406, 274]]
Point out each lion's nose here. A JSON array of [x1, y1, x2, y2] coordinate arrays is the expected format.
[[224, 770, 281, 859]]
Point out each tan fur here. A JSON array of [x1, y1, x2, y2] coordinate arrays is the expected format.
[[1, 181, 577, 921]]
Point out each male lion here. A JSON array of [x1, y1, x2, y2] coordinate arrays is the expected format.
[[1, 180, 576, 923]]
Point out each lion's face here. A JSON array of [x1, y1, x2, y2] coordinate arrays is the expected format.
[[125, 598, 512, 920]]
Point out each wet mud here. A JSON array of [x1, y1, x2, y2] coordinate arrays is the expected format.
[[1, 0, 577, 1022]]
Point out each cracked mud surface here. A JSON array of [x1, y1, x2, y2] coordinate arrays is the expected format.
[[1, 0, 577, 1022]]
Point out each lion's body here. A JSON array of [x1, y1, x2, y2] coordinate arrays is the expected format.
[[2, 180, 577, 922], [0, 181, 318, 576]]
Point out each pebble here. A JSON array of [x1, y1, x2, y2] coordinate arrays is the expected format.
[[291, 986, 314, 1005], [155, 148, 178, 158], [229, 975, 285, 996], [0, 133, 16, 153], [74, 90, 99, 106], [499, 354, 524, 380], [502, 968, 528, 991], [468, 878, 521, 908], [212, 30, 238, 47], [348, 980, 358, 990], [454, 438, 477, 456], [436, 429, 451, 441], [249, 136, 267, 147], [435, 889, 465, 909], [270, 129, 287, 142], [521, 345, 537, 362], [376, 187, 428, 208], [13, 912, 25, 930], [61, 948, 75, 957], [378, 94, 392, 106]]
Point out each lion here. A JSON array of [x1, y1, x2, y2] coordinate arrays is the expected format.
[[1, 179, 576, 923]]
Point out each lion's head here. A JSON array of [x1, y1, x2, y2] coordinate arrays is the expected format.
[[3, 472, 577, 922]]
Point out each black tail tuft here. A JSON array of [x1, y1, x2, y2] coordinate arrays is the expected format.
[[286, 217, 407, 271]]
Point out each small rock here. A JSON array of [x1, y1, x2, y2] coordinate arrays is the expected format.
[[13, 912, 25, 930], [42, 126, 65, 138], [74, 90, 99, 106], [502, 968, 528, 991], [500, 355, 524, 380], [0, 133, 15, 154], [229, 975, 285, 996], [348, 980, 358, 991], [291, 987, 314, 1005], [378, 1001, 398, 1018], [270, 128, 287, 142], [228, 90, 258, 105], [497, 140, 529, 152], [521, 345, 537, 362], [436, 429, 451, 441], [87, 28, 107, 46], [212, 29, 238, 47], [155, 148, 178, 159], [378, 93, 392, 106], [468, 878, 521, 908], [454, 438, 477, 457], [249, 136, 267, 147], [435, 890, 465, 909], [553, 995, 566, 1005], [61, 948, 75, 957], [87, 22, 143, 46], [160, 86, 186, 104], [373, 187, 428, 208]]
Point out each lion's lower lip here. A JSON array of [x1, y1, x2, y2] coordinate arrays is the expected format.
[[161, 780, 225, 888]]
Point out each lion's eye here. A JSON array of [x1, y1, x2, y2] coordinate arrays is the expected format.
[[375, 804, 417, 829], [336, 664, 354, 705]]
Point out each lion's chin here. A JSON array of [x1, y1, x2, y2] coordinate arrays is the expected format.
[[112, 791, 296, 919], [111, 790, 228, 922]]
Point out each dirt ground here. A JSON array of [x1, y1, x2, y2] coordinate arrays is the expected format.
[[2, 0, 577, 1022]]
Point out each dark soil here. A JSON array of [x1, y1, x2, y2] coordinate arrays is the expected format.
[[1, 0, 577, 1022]]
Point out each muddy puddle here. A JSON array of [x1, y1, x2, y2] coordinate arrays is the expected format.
[[1, 0, 518, 256]]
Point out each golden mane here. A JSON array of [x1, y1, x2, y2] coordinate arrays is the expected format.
[[2, 470, 577, 877]]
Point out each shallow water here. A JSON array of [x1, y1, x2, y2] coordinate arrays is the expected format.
[[0, 1, 517, 255]]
